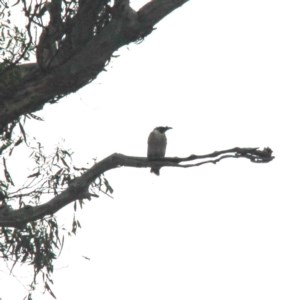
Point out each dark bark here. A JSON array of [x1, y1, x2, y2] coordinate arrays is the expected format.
[[0, 147, 274, 228], [0, 0, 189, 134]]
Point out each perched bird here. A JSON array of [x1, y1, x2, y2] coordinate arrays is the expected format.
[[147, 126, 172, 175]]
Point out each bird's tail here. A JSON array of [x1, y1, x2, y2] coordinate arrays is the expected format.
[[150, 167, 160, 176]]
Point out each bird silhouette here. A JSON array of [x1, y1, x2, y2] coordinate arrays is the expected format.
[[147, 126, 172, 175]]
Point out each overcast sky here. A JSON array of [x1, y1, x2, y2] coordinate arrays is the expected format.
[[1, 0, 300, 299]]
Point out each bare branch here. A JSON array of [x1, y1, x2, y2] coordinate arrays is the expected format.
[[0, 146, 274, 228]]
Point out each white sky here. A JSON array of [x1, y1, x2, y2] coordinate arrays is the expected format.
[[1, 0, 300, 299]]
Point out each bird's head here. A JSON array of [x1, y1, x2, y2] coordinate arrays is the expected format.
[[155, 126, 172, 133]]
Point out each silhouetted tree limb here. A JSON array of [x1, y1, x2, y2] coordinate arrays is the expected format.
[[0, 0, 189, 134], [0, 146, 274, 228]]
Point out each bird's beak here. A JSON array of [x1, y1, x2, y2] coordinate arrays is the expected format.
[[166, 126, 172, 131]]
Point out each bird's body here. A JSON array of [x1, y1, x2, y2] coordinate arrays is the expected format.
[[147, 126, 172, 175]]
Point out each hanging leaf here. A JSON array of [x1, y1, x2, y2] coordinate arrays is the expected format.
[[60, 156, 70, 169], [13, 137, 23, 147], [27, 171, 40, 178], [3, 157, 14, 185], [27, 113, 44, 121], [18, 121, 27, 145], [45, 281, 56, 299], [104, 177, 113, 194]]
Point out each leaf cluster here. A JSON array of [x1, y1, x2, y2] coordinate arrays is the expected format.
[[0, 1, 35, 69], [0, 217, 62, 299], [0, 117, 113, 298]]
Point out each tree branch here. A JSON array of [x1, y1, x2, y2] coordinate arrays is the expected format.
[[0, 0, 191, 134], [0, 147, 274, 228]]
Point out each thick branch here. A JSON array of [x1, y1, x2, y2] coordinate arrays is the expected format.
[[0, 0, 191, 133], [0, 147, 274, 228]]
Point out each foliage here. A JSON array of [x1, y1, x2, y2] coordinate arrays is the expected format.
[[0, 1, 35, 67], [0, 2, 116, 295], [0, 114, 113, 298]]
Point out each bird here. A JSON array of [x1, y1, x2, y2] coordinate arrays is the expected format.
[[147, 126, 172, 175]]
